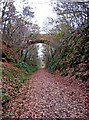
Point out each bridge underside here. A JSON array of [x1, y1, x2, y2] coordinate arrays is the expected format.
[[27, 39, 50, 44], [27, 39, 59, 49]]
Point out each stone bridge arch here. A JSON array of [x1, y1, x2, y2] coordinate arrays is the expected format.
[[27, 39, 59, 49], [22, 34, 60, 50]]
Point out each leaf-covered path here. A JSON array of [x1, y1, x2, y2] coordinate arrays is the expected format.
[[3, 69, 88, 119]]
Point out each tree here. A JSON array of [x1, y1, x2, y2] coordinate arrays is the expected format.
[[1, 0, 35, 44], [23, 6, 34, 18], [54, 1, 89, 30], [0, 0, 40, 64], [46, 1, 89, 81]]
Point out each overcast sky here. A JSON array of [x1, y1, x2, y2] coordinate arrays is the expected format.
[[14, 0, 57, 33], [14, 0, 88, 33]]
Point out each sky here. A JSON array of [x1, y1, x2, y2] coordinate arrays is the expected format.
[[14, 0, 57, 33], [14, 0, 88, 33]]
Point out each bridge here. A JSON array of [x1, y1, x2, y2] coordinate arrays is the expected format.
[[25, 34, 59, 49]]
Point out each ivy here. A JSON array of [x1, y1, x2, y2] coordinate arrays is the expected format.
[[47, 23, 89, 81]]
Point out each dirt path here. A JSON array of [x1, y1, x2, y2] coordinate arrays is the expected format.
[[3, 69, 88, 119]]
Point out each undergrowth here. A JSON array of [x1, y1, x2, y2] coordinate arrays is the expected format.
[[2, 59, 39, 104], [46, 23, 89, 82]]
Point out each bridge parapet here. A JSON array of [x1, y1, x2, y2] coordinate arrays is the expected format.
[[22, 34, 59, 49]]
